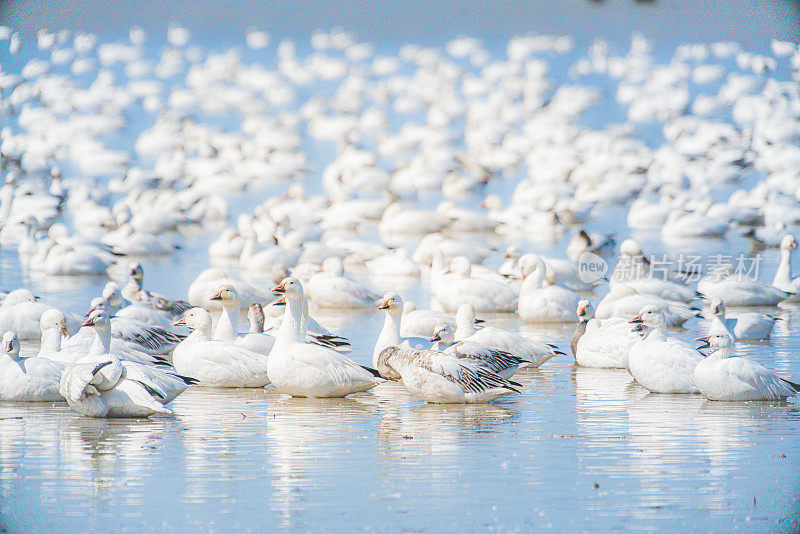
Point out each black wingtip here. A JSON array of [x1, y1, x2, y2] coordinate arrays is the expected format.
[[780, 377, 800, 392], [360, 365, 382, 378], [553, 350, 566, 356]]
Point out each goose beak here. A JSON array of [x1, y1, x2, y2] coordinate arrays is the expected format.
[[271, 282, 286, 294], [474, 318, 485, 325], [173, 316, 187, 327], [60, 325, 69, 337], [4, 341, 12, 352], [431, 332, 441, 342], [503, 252, 511, 258], [209, 290, 223, 301], [269, 295, 286, 306], [378, 299, 390, 310], [628, 313, 643, 324], [792, 241, 797, 249], [694, 335, 711, 350], [81, 317, 95, 327], [578, 305, 586, 317], [443, 268, 452, 275]]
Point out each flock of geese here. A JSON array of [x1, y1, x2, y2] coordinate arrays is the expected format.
[[0, 27, 799, 416]]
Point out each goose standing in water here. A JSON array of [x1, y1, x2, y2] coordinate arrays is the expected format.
[[693, 331, 799, 401], [0, 331, 65, 401], [305, 257, 380, 308], [698, 264, 791, 306], [376, 344, 521, 403], [627, 306, 703, 393], [707, 298, 776, 340], [122, 262, 192, 316], [573, 301, 640, 369], [517, 254, 580, 323], [454, 304, 562, 367], [268, 277, 381, 398], [0, 288, 82, 341], [772, 234, 800, 296], [430, 324, 525, 379]]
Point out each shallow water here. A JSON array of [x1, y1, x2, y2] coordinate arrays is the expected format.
[[2, 2, 800, 532]]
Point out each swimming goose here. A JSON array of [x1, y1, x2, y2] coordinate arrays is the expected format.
[[186, 268, 273, 311], [122, 262, 192, 316], [0, 288, 82, 340], [693, 331, 799, 401], [697, 264, 791, 306], [627, 306, 703, 393], [376, 345, 521, 403], [0, 331, 65, 401], [430, 324, 524, 379], [517, 254, 580, 323], [172, 308, 271, 387], [707, 298, 775, 340], [574, 301, 640, 369], [374, 292, 434, 367], [268, 277, 381, 397], [454, 304, 561, 367], [306, 257, 380, 308], [595, 286, 700, 326], [432, 256, 518, 313]]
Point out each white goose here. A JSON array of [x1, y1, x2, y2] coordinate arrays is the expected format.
[[186, 268, 272, 311], [60, 310, 194, 418], [209, 284, 273, 356], [373, 292, 434, 368], [305, 257, 380, 308], [172, 308, 271, 388], [517, 254, 580, 323], [400, 300, 456, 339], [698, 264, 791, 306], [432, 256, 518, 313], [595, 286, 699, 326], [268, 277, 381, 398], [772, 234, 800, 295], [707, 298, 776, 340], [454, 304, 561, 367], [102, 282, 178, 329], [430, 324, 525, 379], [0, 331, 65, 401], [574, 301, 640, 369], [376, 345, 521, 403], [627, 306, 703, 393], [693, 331, 799, 401], [0, 288, 82, 340]]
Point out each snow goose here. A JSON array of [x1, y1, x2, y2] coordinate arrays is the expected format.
[[707, 298, 775, 340], [268, 277, 381, 398], [208, 227, 244, 259], [172, 308, 271, 387], [306, 257, 380, 308], [0, 289, 82, 340], [430, 324, 524, 379], [517, 254, 580, 323], [102, 282, 177, 329], [693, 331, 799, 401], [566, 230, 615, 261], [122, 262, 192, 316], [82, 297, 185, 355], [376, 345, 521, 403], [432, 256, 517, 313], [374, 292, 434, 367], [454, 303, 561, 367], [238, 219, 294, 282], [574, 301, 640, 369], [365, 248, 420, 277], [595, 286, 699, 326], [627, 306, 703, 393], [661, 209, 728, 239], [60, 310, 194, 417], [697, 264, 791, 306], [771, 234, 800, 295], [399, 301, 457, 339], [209, 284, 275, 356], [378, 203, 454, 236], [0, 331, 65, 401]]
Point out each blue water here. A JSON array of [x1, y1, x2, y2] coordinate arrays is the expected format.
[[0, 2, 800, 532]]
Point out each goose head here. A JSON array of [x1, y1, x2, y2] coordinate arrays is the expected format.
[[378, 292, 403, 315], [271, 276, 305, 302], [209, 284, 239, 305], [619, 239, 644, 259], [102, 282, 123, 307], [577, 299, 594, 321], [2, 331, 20, 356], [40, 308, 68, 337], [694, 330, 733, 354], [82, 308, 112, 332], [628, 305, 667, 329], [321, 257, 344, 277], [503, 244, 521, 260], [519, 254, 545, 281], [447, 256, 472, 278], [431, 323, 455, 344], [87, 297, 112, 316], [174, 307, 213, 331]]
